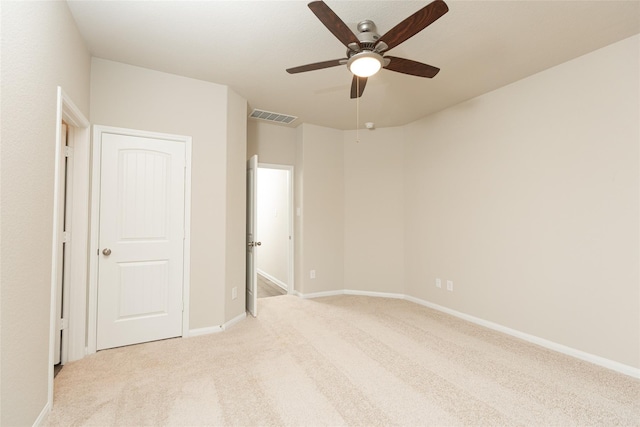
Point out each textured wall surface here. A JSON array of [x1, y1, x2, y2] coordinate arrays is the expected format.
[[0, 2, 91, 424], [404, 35, 639, 368]]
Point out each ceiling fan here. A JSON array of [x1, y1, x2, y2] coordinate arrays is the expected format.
[[286, 0, 449, 99]]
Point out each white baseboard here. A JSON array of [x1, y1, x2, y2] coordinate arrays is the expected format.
[[295, 289, 344, 299], [297, 289, 405, 300], [188, 325, 223, 337], [297, 289, 640, 379], [33, 401, 50, 426], [188, 312, 247, 337], [223, 312, 247, 331], [344, 289, 406, 300], [403, 295, 640, 379], [257, 269, 288, 291]]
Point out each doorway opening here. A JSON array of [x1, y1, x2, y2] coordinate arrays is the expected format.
[[256, 164, 294, 299]]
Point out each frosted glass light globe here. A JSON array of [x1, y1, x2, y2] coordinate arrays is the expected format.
[[348, 52, 383, 77]]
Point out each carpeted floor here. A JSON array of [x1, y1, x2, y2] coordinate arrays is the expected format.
[[45, 295, 639, 426]]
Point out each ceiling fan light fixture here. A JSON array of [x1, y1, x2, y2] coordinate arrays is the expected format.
[[348, 51, 383, 77]]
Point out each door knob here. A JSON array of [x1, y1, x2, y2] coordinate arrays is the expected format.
[[102, 248, 112, 256]]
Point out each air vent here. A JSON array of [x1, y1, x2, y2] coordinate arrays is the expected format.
[[249, 109, 297, 125]]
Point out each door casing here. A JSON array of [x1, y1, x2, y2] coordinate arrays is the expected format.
[[48, 87, 91, 411], [87, 125, 192, 355]]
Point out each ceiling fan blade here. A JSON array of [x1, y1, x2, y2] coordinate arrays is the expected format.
[[350, 75, 368, 99], [308, 1, 359, 48], [384, 56, 440, 78], [377, 0, 449, 52], [286, 59, 345, 74]]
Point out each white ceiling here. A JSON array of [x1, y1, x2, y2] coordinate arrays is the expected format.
[[67, 0, 640, 130]]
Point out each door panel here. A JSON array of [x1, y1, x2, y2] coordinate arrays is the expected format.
[[97, 133, 185, 350], [117, 260, 169, 318], [54, 123, 67, 365], [246, 155, 258, 317]]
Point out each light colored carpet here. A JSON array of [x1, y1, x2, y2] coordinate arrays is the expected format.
[[45, 295, 639, 426]]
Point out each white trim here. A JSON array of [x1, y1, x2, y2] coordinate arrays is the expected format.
[[182, 139, 192, 337], [48, 87, 90, 419], [295, 289, 640, 379], [60, 123, 71, 366], [257, 269, 287, 291], [33, 401, 51, 427], [188, 312, 247, 337], [344, 289, 405, 300], [294, 289, 344, 299], [295, 289, 404, 300], [223, 312, 247, 331], [403, 295, 640, 379], [189, 325, 223, 337], [87, 125, 193, 354], [87, 127, 101, 354], [257, 163, 295, 295], [66, 122, 91, 363]]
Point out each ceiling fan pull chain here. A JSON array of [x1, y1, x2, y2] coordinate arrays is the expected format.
[[356, 78, 360, 143]]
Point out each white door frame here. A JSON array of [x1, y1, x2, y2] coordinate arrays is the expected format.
[[87, 125, 192, 355], [257, 163, 295, 295], [48, 87, 91, 409]]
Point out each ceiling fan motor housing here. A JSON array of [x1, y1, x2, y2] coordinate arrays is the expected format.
[[355, 20, 380, 51], [357, 20, 378, 35]]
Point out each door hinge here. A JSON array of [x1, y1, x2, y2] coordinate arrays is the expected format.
[[58, 318, 68, 331], [64, 146, 73, 158], [62, 231, 71, 243]]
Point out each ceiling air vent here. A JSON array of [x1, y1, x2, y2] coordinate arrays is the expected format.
[[249, 109, 297, 125]]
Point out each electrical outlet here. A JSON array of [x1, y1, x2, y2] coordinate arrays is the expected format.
[[435, 278, 442, 288], [310, 270, 316, 279], [232, 287, 238, 300], [446, 280, 453, 292]]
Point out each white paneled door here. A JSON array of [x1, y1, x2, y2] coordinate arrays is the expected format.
[[246, 155, 258, 317], [97, 132, 186, 350]]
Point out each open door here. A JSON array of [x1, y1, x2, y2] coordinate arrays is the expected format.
[[246, 155, 259, 317], [54, 122, 70, 367]]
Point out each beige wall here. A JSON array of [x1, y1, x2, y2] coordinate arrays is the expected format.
[[294, 126, 305, 294], [91, 58, 246, 328], [0, 1, 91, 424], [404, 35, 639, 368], [247, 120, 296, 165], [343, 128, 405, 294], [224, 89, 248, 322], [295, 124, 345, 294]]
